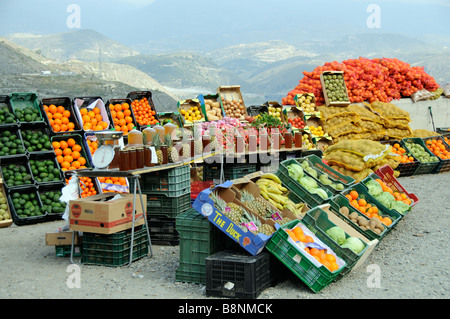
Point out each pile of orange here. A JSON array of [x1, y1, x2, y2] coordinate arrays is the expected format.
[[86, 139, 99, 156], [131, 97, 159, 126], [97, 176, 128, 193], [109, 102, 135, 135], [43, 104, 77, 133], [286, 225, 339, 272], [80, 107, 109, 131], [52, 138, 88, 171], [390, 143, 415, 163], [345, 190, 393, 226], [66, 176, 98, 198], [425, 138, 450, 160]]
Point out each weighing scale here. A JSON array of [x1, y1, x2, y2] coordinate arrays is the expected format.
[[91, 130, 124, 170]]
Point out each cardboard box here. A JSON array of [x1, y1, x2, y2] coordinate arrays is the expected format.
[[69, 193, 146, 234], [320, 71, 351, 107], [45, 231, 81, 246], [192, 180, 274, 256]]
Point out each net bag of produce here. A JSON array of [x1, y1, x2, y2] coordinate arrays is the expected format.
[[324, 139, 389, 159], [325, 122, 364, 138], [330, 165, 374, 182], [412, 129, 440, 138], [348, 104, 384, 124], [368, 101, 411, 122]]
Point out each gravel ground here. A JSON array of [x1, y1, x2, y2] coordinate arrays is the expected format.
[[0, 173, 449, 300]]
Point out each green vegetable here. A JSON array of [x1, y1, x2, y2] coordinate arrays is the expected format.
[[326, 226, 346, 245], [374, 192, 395, 209], [287, 163, 304, 181], [365, 179, 383, 197], [391, 201, 411, 215], [341, 236, 365, 254], [299, 176, 318, 191], [311, 188, 328, 200]]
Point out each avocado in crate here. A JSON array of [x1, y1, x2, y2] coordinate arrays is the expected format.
[[7, 185, 46, 226], [29, 154, 64, 185], [0, 95, 18, 126], [39, 183, 66, 220], [20, 124, 53, 153], [10, 92, 44, 124], [0, 128, 26, 157], [1, 157, 33, 189]]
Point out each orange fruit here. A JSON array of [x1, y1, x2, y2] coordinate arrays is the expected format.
[[67, 122, 75, 130], [53, 125, 61, 132], [72, 144, 82, 152], [61, 117, 69, 125], [57, 106, 65, 113], [67, 138, 76, 147], [71, 161, 81, 169], [114, 104, 122, 112], [62, 148, 72, 156], [63, 110, 71, 118], [349, 190, 358, 200], [78, 157, 86, 166], [64, 155, 73, 163], [56, 155, 64, 164], [93, 107, 101, 114], [61, 161, 70, 169], [49, 105, 57, 114], [52, 141, 61, 149], [54, 149, 63, 156], [95, 114, 103, 122], [358, 198, 367, 207], [60, 140, 68, 149], [71, 151, 81, 160]]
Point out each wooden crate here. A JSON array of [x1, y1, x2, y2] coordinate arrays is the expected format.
[[217, 85, 248, 119], [320, 71, 351, 107]]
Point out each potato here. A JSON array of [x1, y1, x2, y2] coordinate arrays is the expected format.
[[349, 212, 359, 220], [205, 104, 211, 111], [211, 102, 220, 108], [357, 216, 369, 227], [340, 206, 349, 217], [373, 228, 381, 234]]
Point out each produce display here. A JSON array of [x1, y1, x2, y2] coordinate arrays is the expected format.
[[282, 57, 440, 106], [403, 140, 438, 163], [308, 125, 325, 137], [1, 163, 32, 188], [79, 107, 109, 131], [66, 176, 98, 198], [131, 97, 159, 126], [298, 159, 345, 192], [97, 176, 128, 193], [109, 102, 135, 134], [425, 137, 450, 160], [52, 138, 88, 171], [39, 189, 65, 216], [203, 99, 223, 121], [285, 224, 342, 272], [0, 130, 26, 156], [388, 142, 415, 163], [21, 129, 52, 152], [29, 159, 62, 183], [287, 161, 330, 200], [343, 189, 393, 228], [267, 105, 283, 121], [222, 98, 246, 119], [15, 106, 43, 123], [0, 191, 11, 222], [0, 105, 16, 124], [86, 138, 99, 156], [321, 72, 349, 104], [255, 173, 307, 218], [44, 104, 77, 133], [295, 93, 316, 113], [288, 116, 306, 130], [364, 178, 412, 214], [9, 190, 44, 218], [180, 105, 204, 123]]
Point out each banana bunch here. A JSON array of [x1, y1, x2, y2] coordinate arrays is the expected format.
[[256, 173, 306, 217]]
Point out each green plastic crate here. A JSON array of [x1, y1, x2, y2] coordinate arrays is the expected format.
[[146, 192, 191, 218], [295, 157, 347, 195], [401, 137, 439, 175], [276, 158, 333, 208], [175, 208, 228, 284], [302, 154, 355, 186], [422, 136, 450, 174], [55, 245, 82, 257], [265, 219, 346, 293], [341, 183, 402, 236], [301, 206, 369, 278], [140, 164, 190, 197], [328, 194, 388, 242], [81, 226, 149, 267], [379, 140, 419, 177], [10, 92, 45, 124]]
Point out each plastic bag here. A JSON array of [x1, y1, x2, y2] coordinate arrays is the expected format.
[[411, 89, 433, 102], [442, 83, 450, 98]]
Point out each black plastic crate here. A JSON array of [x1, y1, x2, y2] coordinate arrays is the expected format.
[[203, 162, 257, 182], [146, 192, 191, 218], [106, 98, 139, 133], [7, 184, 46, 226], [38, 182, 66, 221], [0, 155, 33, 189], [422, 136, 450, 174], [0, 95, 18, 128], [40, 97, 83, 135], [126, 91, 160, 129], [205, 250, 273, 299], [82, 225, 149, 267], [29, 152, 64, 186], [379, 140, 419, 177], [147, 214, 179, 246], [0, 125, 26, 158]]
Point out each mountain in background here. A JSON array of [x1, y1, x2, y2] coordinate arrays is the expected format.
[[5, 30, 139, 63]]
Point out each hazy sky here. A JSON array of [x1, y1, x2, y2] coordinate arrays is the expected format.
[[1, 0, 449, 50]]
